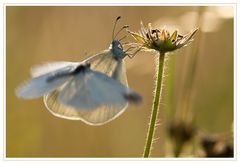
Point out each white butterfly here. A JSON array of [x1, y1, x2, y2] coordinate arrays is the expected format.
[[16, 17, 142, 125]]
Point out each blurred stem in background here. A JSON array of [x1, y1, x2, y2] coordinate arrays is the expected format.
[[165, 6, 204, 157]]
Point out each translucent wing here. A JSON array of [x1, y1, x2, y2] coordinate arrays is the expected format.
[[31, 61, 79, 77], [44, 69, 140, 125], [112, 60, 128, 86], [59, 70, 129, 108], [16, 65, 75, 99], [83, 50, 128, 86]]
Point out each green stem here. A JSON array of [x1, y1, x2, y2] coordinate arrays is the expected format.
[[143, 52, 166, 157]]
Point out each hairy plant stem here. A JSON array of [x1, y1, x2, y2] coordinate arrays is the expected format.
[[143, 52, 165, 157]]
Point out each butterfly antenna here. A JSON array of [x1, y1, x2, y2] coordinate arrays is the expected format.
[[119, 35, 127, 42], [112, 16, 121, 40], [114, 25, 129, 40]]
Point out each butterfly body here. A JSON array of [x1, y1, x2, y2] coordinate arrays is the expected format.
[[110, 40, 127, 60]]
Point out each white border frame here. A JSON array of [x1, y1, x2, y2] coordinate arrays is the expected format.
[[1, 1, 238, 162]]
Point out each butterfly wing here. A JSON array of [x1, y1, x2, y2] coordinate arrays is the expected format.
[[31, 61, 79, 77], [16, 64, 76, 99], [83, 50, 128, 86], [44, 69, 139, 125], [42, 50, 130, 125], [111, 60, 128, 86]]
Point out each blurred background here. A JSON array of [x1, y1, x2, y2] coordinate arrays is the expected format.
[[6, 6, 234, 157]]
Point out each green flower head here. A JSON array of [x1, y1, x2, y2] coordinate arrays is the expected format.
[[128, 22, 198, 53]]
